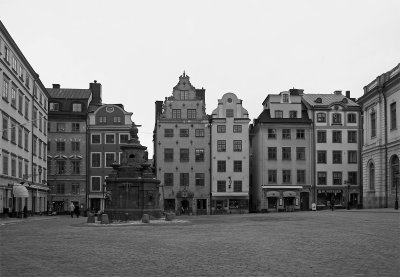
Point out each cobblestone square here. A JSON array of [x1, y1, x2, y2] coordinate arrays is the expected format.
[[1, 210, 399, 277]]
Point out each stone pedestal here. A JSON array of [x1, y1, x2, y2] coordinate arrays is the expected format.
[[101, 214, 109, 224], [142, 214, 150, 223]]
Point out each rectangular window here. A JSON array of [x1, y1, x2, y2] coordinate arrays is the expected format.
[[217, 125, 226, 133], [282, 147, 291, 160], [180, 148, 189, 162], [172, 109, 181, 119], [10, 121, 16, 143], [39, 112, 43, 132], [348, 151, 357, 164], [332, 131, 342, 143], [120, 134, 129, 143], [275, 110, 283, 118], [195, 149, 204, 161], [317, 113, 326, 122], [180, 90, 189, 100], [2, 78, 9, 100], [348, 172, 357, 185], [180, 129, 189, 137], [333, 172, 342, 185], [49, 103, 59, 111], [348, 131, 357, 143], [18, 92, 23, 114], [72, 161, 80, 174], [11, 156, 16, 177], [105, 134, 115, 144], [164, 129, 174, 137], [371, 111, 376, 138], [268, 170, 277, 183], [180, 173, 189, 187], [317, 172, 327, 185], [187, 109, 196, 119], [282, 94, 289, 103], [296, 147, 305, 160], [282, 170, 291, 183], [56, 123, 65, 132], [56, 184, 65, 194], [297, 170, 306, 183], [105, 153, 116, 167], [195, 129, 204, 137], [347, 113, 356, 123], [2, 152, 8, 175], [268, 129, 276, 139], [332, 151, 342, 164], [289, 111, 297, 118], [11, 87, 16, 107], [195, 173, 205, 186], [296, 129, 305, 139], [233, 140, 242, 152], [233, 181, 242, 192], [99, 116, 107, 124], [317, 151, 326, 164], [91, 153, 101, 168], [164, 148, 173, 161], [233, 125, 242, 133], [282, 129, 291, 139], [317, 131, 326, 143], [56, 141, 65, 152], [268, 147, 277, 160], [18, 126, 22, 147], [71, 184, 80, 194], [217, 181, 226, 192], [390, 102, 397, 130], [18, 158, 23, 178], [56, 161, 66, 174], [24, 98, 29, 119], [72, 103, 82, 112], [91, 134, 101, 144], [71, 123, 80, 132], [217, 140, 226, 152], [164, 173, 173, 186], [2, 116, 8, 140], [91, 177, 101, 191], [332, 113, 342, 124], [113, 116, 121, 123], [226, 109, 234, 117], [233, 160, 242, 172], [12, 56, 17, 71], [217, 161, 226, 172], [24, 129, 29, 150]]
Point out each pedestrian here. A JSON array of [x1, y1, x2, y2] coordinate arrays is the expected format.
[[330, 200, 334, 211], [69, 202, 75, 218], [23, 205, 27, 218], [74, 205, 80, 218]]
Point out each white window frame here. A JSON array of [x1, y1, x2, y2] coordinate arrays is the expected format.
[[119, 152, 123, 163], [119, 133, 129, 144], [91, 133, 101, 144], [91, 152, 102, 168], [105, 133, 115, 144], [91, 176, 102, 192], [105, 152, 116, 168]]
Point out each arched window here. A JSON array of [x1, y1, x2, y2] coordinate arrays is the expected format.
[[369, 162, 375, 190], [390, 155, 399, 191]]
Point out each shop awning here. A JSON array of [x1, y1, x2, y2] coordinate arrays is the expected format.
[[266, 191, 280, 197], [283, 191, 297, 197], [262, 186, 303, 189], [13, 184, 29, 197]]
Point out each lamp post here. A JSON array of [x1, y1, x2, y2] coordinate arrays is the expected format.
[[395, 174, 399, 210]]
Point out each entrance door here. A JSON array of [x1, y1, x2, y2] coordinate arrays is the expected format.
[[90, 199, 100, 212], [180, 199, 189, 215], [300, 192, 309, 211]]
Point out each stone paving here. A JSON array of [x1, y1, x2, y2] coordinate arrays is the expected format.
[[0, 209, 399, 277]]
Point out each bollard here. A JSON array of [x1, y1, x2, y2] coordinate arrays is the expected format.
[[142, 214, 150, 223], [101, 214, 109, 224], [87, 213, 95, 223], [165, 213, 174, 221]]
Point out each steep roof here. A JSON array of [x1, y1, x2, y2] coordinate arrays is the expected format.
[[47, 88, 92, 99], [254, 109, 312, 125], [302, 94, 358, 107]]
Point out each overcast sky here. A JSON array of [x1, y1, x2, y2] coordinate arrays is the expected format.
[[1, 0, 399, 156]]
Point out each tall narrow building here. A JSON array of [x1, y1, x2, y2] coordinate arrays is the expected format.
[[154, 73, 210, 215], [210, 93, 250, 214], [1, 21, 49, 216]]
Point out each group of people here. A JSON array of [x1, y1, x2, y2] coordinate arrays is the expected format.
[[69, 202, 80, 218]]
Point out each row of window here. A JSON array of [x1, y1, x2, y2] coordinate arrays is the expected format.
[[274, 110, 298, 118], [267, 169, 307, 184], [1, 151, 46, 183], [164, 148, 206, 162], [316, 112, 357, 124], [216, 125, 243, 133], [164, 172, 206, 187], [91, 133, 129, 144], [91, 152, 121, 168], [216, 180, 242, 192], [50, 183, 81, 195], [217, 160, 243, 172], [317, 150, 358, 164], [369, 102, 397, 138], [268, 129, 305, 139], [51, 122, 82, 133], [49, 140, 81, 152], [49, 102, 83, 112], [317, 130, 357, 143], [48, 160, 82, 175], [170, 109, 235, 119], [164, 128, 205, 138], [267, 147, 306, 161], [317, 171, 357, 186], [217, 140, 242, 152], [97, 116, 124, 124]]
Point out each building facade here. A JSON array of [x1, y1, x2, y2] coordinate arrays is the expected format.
[[357, 63, 400, 208], [154, 73, 210, 215], [0, 21, 49, 216], [250, 89, 312, 212], [46, 84, 92, 213], [303, 91, 362, 209], [210, 93, 250, 214], [88, 89, 133, 212]]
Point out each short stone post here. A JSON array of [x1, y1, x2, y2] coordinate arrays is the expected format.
[[142, 214, 150, 223], [165, 213, 174, 221], [87, 213, 95, 223], [101, 214, 109, 224]]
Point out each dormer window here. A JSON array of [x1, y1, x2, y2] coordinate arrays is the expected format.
[[282, 93, 289, 103], [275, 110, 283, 118], [289, 111, 297, 118], [332, 113, 342, 124], [342, 98, 348, 104], [49, 103, 60, 111], [315, 98, 322, 103], [72, 103, 82, 112]]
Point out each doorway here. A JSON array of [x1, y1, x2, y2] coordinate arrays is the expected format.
[[180, 199, 189, 214], [300, 192, 309, 211]]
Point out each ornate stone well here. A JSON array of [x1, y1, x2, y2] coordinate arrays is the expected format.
[[104, 123, 161, 221]]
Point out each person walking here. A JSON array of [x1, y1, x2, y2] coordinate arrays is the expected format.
[[330, 199, 335, 211], [74, 205, 80, 218], [69, 202, 75, 218]]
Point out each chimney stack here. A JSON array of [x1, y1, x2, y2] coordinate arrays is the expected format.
[[334, 90, 342, 95], [52, 84, 60, 89], [89, 80, 102, 105], [346, 91, 350, 98]]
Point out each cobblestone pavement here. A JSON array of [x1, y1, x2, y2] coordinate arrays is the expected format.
[[0, 209, 399, 277]]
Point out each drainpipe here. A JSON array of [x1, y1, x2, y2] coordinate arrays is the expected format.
[[86, 118, 90, 211], [31, 81, 35, 214], [209, 118, 212, 215], [311, 109, 316, 204], [359, 111, 363, 208], [381, 88, 388, 208]]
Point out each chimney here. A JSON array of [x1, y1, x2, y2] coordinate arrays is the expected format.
[[195, 88, 206, 101], [289, 88, 304, 96], [334, 90, 342, 95], [346, 91, 350, 98], [89, 80, 102, 105], [155, 101, 163, 122], [52, 84, 60, 89]]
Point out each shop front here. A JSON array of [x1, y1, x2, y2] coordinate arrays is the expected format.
[[212, 192, 249, 214], [262, 186, 305, 212], [316, 186, 360, 209]]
